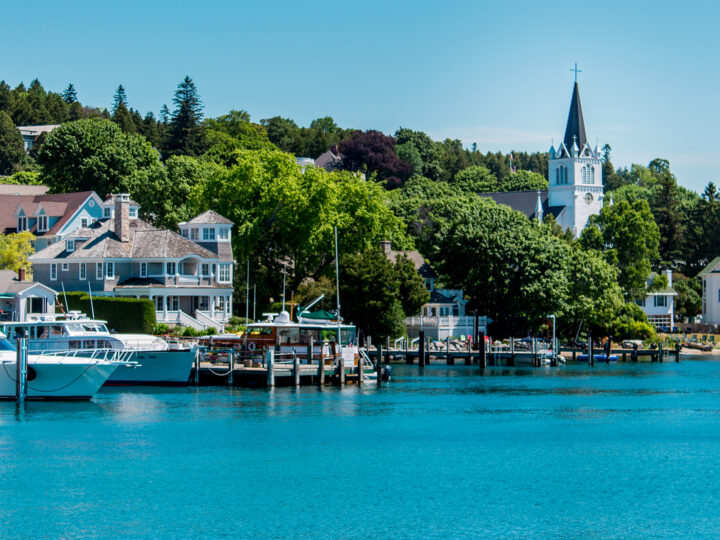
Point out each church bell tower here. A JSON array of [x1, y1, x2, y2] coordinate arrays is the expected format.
[[548, 70, 603, 236]]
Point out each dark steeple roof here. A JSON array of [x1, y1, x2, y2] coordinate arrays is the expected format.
[[563, 82, 587, 151]]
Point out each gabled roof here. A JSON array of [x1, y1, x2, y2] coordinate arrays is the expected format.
[[0, 185, 48, 196], [479, 190, 564, 221], [699, 257, 720, 276], [183, 210, 233, 225], [563, 82, 588, 152], [386, 250, 437, 279], [0, 270, 56, 295], [0, 190, 96, 236], [30, 218, 217, 261], [428, 289, 457, 305]]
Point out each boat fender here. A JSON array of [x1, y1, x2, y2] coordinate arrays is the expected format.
[[27, 365, 37, 381], [248, 342, 256, 351]]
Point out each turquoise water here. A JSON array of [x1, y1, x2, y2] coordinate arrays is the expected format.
[[3, 359, 720, 538]]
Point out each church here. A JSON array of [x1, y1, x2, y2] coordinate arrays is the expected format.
[[483, 79, 604, 236]]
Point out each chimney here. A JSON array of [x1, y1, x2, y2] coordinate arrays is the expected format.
[[18, 268, 25, 282], [379, 240, 392, 254], [114, 193, 130, 242], [666, 269, 672, 287]]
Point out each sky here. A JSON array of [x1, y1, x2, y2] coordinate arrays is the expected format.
[[4, 0, 720, 192]]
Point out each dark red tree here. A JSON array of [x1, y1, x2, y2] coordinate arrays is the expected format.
[[339, 130, 411, 188]]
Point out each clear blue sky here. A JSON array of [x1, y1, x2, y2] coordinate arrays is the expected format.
[[4, 0, 719, 192]]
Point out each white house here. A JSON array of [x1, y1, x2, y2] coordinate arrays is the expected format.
[[699, 258, 720, 325], [636, 270, 676, 330], [0, 269, 56, 322]]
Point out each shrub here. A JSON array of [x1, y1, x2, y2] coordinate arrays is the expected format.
[[59, 292, 156, 334]]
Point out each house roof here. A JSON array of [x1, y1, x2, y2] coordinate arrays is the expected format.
[[0, 190, 95, 236], [386, 250, 437, 279], [30, 218, 218, 261], [0, 185, 49, 196], [184, 210, 233, 225], [479, 190, 563, 221], [315, 148, 343, 171], [0, 270, 54, 295], [115, 277, 231, 290], [428, 290, 457, 305], [699, 257, 720, 276], [16, 125, 60, 137]]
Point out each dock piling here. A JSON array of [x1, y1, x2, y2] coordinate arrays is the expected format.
[[195, 348, 201, 385], [419, 331, 425, 368], [15, 337, 26, 402], [338, 355, 345, 385], [293, 349, 300, 386], [266, 349, 275, 387], [228, 350, 234, 386], [376, 343, 383, 387], [479, 331, 486, 369], [588, 330, 594, 367]]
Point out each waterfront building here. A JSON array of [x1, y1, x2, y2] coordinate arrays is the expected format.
[[636, 270, 677, 330], [380, 240, 482, 339], [29, 195, 234, 331], [699, 258, 720, 325], [0, 190, 104, 250], [482, 79, 604, 236], [0, 269, 56, 322]]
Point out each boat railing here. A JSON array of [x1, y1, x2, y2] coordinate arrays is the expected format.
[[41, 348, 136, 365]]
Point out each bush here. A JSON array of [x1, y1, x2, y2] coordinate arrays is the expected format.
[[59, 292, 156, 334], [153, 323, 171, 335]]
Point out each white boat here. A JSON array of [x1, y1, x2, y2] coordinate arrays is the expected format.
[[0, 337, 123, 400], [0, 313, 196, 386]]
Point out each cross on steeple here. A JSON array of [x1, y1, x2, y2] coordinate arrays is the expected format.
[[570, 62, 582, 83]]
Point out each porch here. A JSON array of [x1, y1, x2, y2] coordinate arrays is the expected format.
[[405, 315, 486, 341]]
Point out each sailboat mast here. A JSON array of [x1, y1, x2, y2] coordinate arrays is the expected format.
[[334, 226, 341, 349]]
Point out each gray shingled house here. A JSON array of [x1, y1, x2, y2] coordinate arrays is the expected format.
[[29, 195, 234, 331]]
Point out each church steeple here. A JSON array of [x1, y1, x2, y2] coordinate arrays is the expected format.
[[563, 82, 587, 152]]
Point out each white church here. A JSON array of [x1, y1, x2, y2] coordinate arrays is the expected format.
[[483, 79, 604, 235]]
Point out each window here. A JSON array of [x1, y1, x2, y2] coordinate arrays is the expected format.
[[201, 263, 210, 276], [654, 295, 667, 307], [79, 263, 86, 280], [105, 262, 114, 279], [140, 262, 147, 278], [81, 218, 88, 228], [219, 227, 229, 240], [218, 264, 231, 283], [96, 263, 103, 279], [50, 263, 57, 280], [582, 165, 594, 185], [199, 296, 209, 311], [203, 227, 216, 241], [37, 215, 48, 232], [181, 229, 188, 238], [166, 262, 176, 275], [66, 239, 75, 252], [17, 217, 27, 232], [636, 298, 646, 307], [190, 228, 199, 241], [104, 207, 111, 218], [61, 263, 69, 272], [215, 296, 225, 310], [169, 296, 179, 311], [129, 208, 138, 218]]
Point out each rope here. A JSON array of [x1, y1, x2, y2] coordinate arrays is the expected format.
[[3, 360, 97, 393]]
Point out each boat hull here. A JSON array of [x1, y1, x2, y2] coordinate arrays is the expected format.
[[0, 356, 118, 400], [106, 349, 195, 386]]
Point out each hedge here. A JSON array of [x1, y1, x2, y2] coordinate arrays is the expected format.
[[58, 292, 156, 334]]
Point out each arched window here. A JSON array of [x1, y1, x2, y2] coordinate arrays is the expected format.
[[556, 168, 560, 184], [590, 167, 595, 184]]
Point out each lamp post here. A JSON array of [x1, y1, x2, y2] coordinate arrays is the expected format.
[[547, 314, 556, 358]]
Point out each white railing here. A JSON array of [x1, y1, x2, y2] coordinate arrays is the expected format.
[[42, 348, 136, 365], [405, 315, 484, 328], [156, 310, 206, 331], [194, 310, 224, 332]]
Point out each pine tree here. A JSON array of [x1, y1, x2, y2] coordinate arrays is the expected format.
[[112, 84, 128, 114], [0, 111, 25, 175], [62, 83, 78, 104], [159, 104, 170, 124], [166, 76, 206, 157]]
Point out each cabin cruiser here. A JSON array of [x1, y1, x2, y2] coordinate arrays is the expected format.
[[197, 310, 378, 381], [0, 312, 196, 386], [0, 333, 124, 400]]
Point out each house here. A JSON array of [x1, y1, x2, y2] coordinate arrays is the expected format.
[[699, 258, 720, 325], [0, 189, 104, 250], [315, 145, 343, 172], [0, 269, 56, 322], [481, 79, 604, 237], [16, 125, 60, 152], [29, 195, 234, 331], [636, 270, 677, 330], [380, 241, 484, 340]]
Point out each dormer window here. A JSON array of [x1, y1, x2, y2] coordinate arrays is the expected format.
[[129, 207, 138, 218], [181, 229, 188, 238], [66, 239, 75, 253], [81, 218, 89, 228], [191, 228, 199, 241], [219, 227, 229, 240], [37, 215, 48, 232], [17, 217, 27, 232], [203, 227, 215, 241]]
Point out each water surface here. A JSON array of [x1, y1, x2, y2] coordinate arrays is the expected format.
[[2, 358, 720, 538]]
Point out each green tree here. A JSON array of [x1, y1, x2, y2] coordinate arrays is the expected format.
[[393, 254, 429, 316], [62, 83, 78, 104], [37, 118, 160, 196], [339, 248, 407, 342], [166, 76, 206, 157], [453, 165, 498, 192], [0, 232, 35, 272], [580, 199, 660, 299], [501, 170, 548, 191], [0, 111, 25, 175]]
